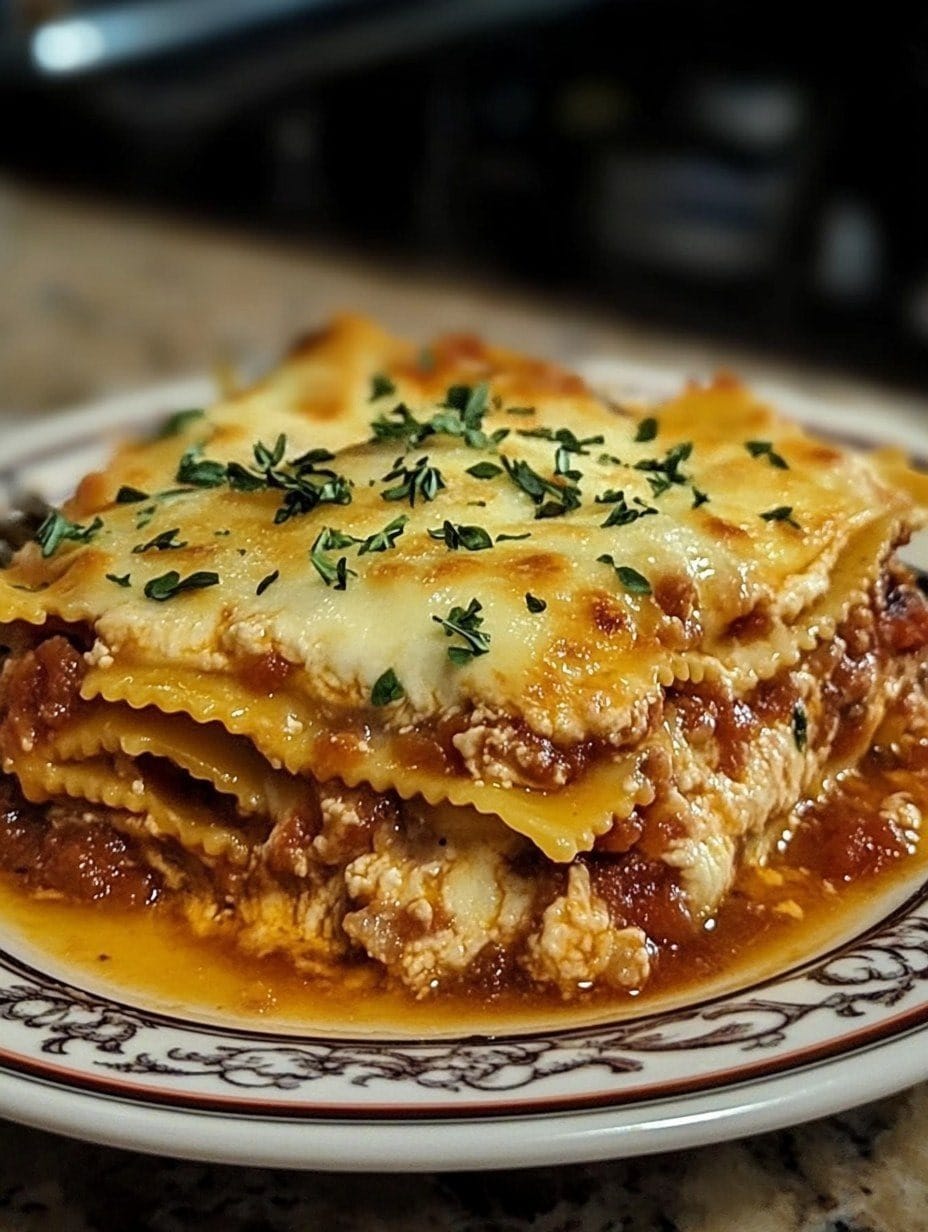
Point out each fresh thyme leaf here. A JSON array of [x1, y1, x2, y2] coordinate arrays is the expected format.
[[156, 408, 204, 439], [370, 404, 431, 448], [371, 667, 405, 706], [309, 532, 357, 590], [432, 597, 490, 663], [143, 570, 219, 602], [466, 461, 503, 480], [115, 486, 149, 504], [598, 452, 624, 466], [381, 456, 446, 506], [176, 445, 226, 488], [634, 441, 693, 497], [253, 434, 287, 470], [502, 456, 581, 520], [256, 570, 279, 596], [760, 505, 801, 529], [135, 506, 156, 530], [226, 462, 267, 492], [35, 512, 103, 558], [792, 703, 808, 752], [635, 417, 658, 443], [505, 406, 535, 416], [290, 448, 337, 469], [599, 491, 658, 528], [132, 527, 187, 554], [525, 592, 546, 613], [214, 529, 231, 537], [495, 532, 531, 542], [357, 514, 408, 555], [106, 573, 131, 588], [746, 440, 788, 469], [691, 486, 710, 508], [428, 521, 493, 551], [369, 373, 396, 401], [516, 426, 604, 455], [315, 527, 361, 551], [597, 555, 652, 595]]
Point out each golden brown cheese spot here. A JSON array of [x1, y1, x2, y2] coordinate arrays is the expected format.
[[73, 471, 111, 515], [703, 515, 751, 542], [510, 552, 569, 584], [726, 603, 774, 643], [590, 594, 631, 637]]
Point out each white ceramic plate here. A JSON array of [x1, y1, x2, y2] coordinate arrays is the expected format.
[[1, 364, 928, 1173]]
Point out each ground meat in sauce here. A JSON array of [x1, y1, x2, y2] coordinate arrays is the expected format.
[[0, 778, 161, 907], [0, 635, 85, 754]]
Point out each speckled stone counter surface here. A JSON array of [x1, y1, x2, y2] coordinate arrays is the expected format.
[[1, 179, 927, 1231]]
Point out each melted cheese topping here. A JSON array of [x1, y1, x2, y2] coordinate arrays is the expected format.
[[1, 317, 924, 860]]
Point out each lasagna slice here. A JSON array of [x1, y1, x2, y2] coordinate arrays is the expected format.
[[1, 315, 927, 1000]]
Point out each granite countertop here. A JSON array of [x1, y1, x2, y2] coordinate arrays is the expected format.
[[0, 179, 927, 1232]]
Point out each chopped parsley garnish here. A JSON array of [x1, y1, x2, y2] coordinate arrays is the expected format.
[[35, 512, 103, 558], [381, 456, 446, 506], [143, 570, 219, 602], [309, 530, 357, 590], [691, 486, 710, 508], [116, 486, 149, 504], [105, 573, 131, 588], [525, 592, 546, 613], [369, 373, 396, 401], [256, 570, 280, 596], [358, 514, 408, 554], [634, 417, 658, 443], [597, 490, 658, 529], [370, 382, 505, 452], [792, 704, 808, 752], [428, 521, 493, 551], [502, 456, 581, 520], [597, 555, 652, 595], [432, 598, 490, 664], [465, 461, 503, 480], [156, 408, 204, 439], [132, 527, 187, 554], [746, 440, 788, 469], [371, 668, 405, 706], [634, 441, 693, 497], [761, 505, 801, 529]]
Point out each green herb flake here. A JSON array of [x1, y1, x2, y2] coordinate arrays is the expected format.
[[428, 521, 493, 551], [369, 373, 397, 401], [143, 570, 219, 602], [465, 461, 503, 480], [495, 532, 531, 542], [115, 486, 149, 504], [256, 570, 280, 596], [176, 445, 227, 489], [597, 555, 652, 595], [381, 456, 446, 506], [132, 527, 187, 554], [634, 417, 658, 443], [156, 408, 205, 439], [35, 512, 104, 558], [634, 441, 693, 497], [760, 505, 801, 529], [105, 572, 131, 588], [371, 668, 405, 707], [746, 440, 788, 469], [691, 486, 710, 508], [505, 406, 536, 416], [599, 491, 658, 529], [358, 515, 408, 555], [792, 704, 808, 752], [502, 456, 581, 520], [309, 532, 357, 590], [432, 598, 490, 663], [525, 592, 546, 613]]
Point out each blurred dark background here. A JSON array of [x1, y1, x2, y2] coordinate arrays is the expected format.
[[1, 0, 927, 389]]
